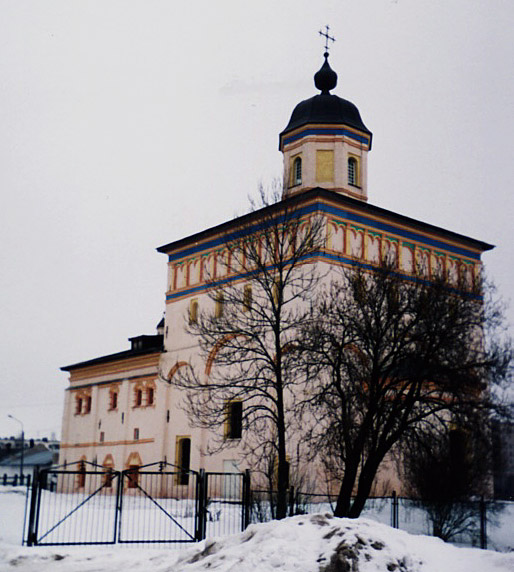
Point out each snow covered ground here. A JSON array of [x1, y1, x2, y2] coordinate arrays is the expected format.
[[1, 486, 513, 571]]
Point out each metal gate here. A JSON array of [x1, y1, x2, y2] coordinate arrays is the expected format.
[[26, 461, 250, 547]]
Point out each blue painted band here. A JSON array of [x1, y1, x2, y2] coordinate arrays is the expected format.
[[282, 127, 370, 147]]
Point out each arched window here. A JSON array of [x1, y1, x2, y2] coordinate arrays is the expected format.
[[293, 157, 302, 186], [348, 157, 358, 186]]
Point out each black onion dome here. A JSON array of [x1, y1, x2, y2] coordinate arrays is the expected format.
[[314, 52, 338, 94], [280, 54, 372, 145]]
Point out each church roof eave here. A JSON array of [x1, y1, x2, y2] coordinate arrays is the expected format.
[[156, 188, 494, 259]]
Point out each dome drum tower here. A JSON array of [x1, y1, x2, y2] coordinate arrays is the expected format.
[[279, 53, 372, 201]]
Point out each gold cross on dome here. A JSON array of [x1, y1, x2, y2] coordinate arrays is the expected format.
[[319, 25, 336, 52]]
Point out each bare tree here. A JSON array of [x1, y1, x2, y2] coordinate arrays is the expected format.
[[402, 424, 492, 541], [171, 184, 325, 519], [299, 262, 512, 518]]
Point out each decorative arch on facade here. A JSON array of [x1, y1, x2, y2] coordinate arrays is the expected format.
[[431, 252, 445, 278], [382, 238, 399, 267], [350, 227, 364, 258], [167, 361, 191, 382], [189, 257, 201, 285], [416, 248, 431, 277], [401, 244, 415, 274], [367, 232, 381, 263], [205, 334, 248, 377]]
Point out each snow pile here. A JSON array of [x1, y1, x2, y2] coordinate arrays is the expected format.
[[173, 513, 514, 572]]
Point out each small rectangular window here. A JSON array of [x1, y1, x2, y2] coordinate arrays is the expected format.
[[75, 397, 83, 415], [189, 298, 199, 324], [243, 285, 252, 311], [176, 437, 191, 485], [272, 283, 280, 306], [225, 400, 243, 440], [134, 428, 139, 441], [99, 431, 105, 443], [84, 396, 92, 414], [147, 387, 154, 406], [215, 291, 224, 318]]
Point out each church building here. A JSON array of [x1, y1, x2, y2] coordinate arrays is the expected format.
[[58, 50, 493, 493]]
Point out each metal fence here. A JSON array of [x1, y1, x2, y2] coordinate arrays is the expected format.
[[22, 467, 510, 550], [25, 461, 251, 547], [251, 488, 495, 550]]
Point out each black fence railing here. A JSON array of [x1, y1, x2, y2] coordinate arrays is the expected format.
[[25, 462, 251, 547], [2, 473, 32, 487]]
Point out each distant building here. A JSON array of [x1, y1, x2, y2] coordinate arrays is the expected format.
[[0, 436, 59, 457], [58, 53, 494, 494], [0, 444, 59, 482]]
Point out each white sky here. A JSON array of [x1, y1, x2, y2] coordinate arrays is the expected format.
[[0, 0, 513, 439]]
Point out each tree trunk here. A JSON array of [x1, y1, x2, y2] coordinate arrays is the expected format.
[[348, 457, 383, 518], [333, 459, 359, 517]]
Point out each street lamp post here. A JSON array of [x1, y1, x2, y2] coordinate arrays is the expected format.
[[7, 415, 24, 484]]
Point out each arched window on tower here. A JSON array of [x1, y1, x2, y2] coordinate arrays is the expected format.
[[293, 157, 302, 186], [348, 157, 358, 187]]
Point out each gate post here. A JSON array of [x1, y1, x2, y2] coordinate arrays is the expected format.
[[26, 467, 40, 546], [391, 491, 399, 529], [195, 469, 207, 541], [113, 471, 123, 544], [243, 469, 251, 530], [479, 496, 487, 550]]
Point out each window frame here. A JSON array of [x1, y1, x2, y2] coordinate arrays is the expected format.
[[348, 156, 359, 187], [292, 156, 302, 186]]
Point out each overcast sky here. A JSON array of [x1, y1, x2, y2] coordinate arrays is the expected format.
[[1, 0, 512, 439]]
